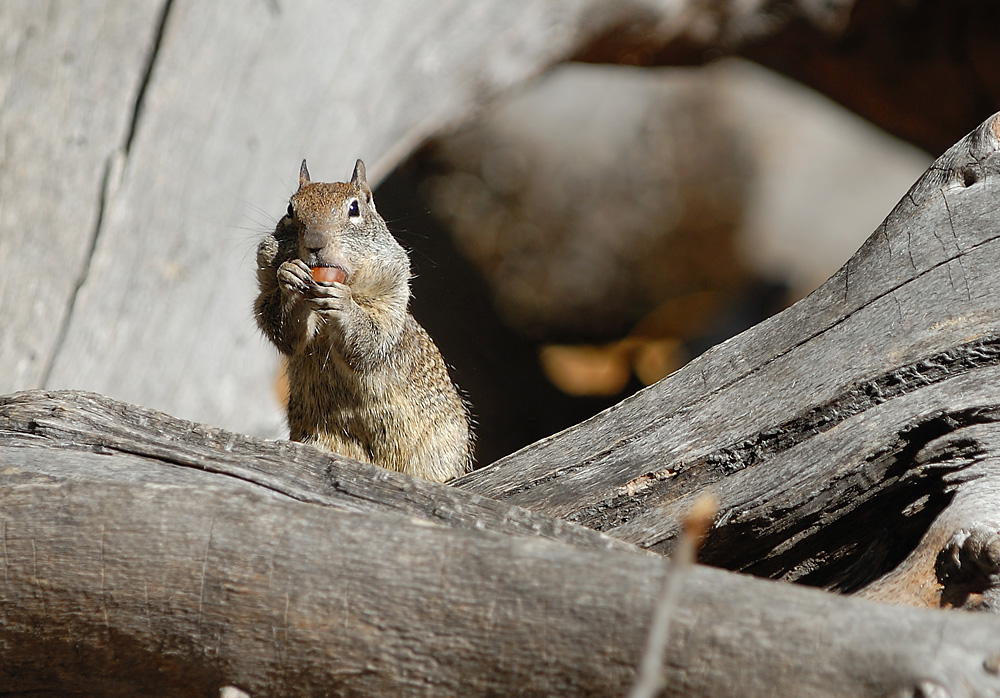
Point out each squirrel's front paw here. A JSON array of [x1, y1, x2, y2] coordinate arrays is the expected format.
[[277, 260, 313, 295], [256, 235, 279, 269], [278, 259, 351, 315], [306, 280, 352, 316]]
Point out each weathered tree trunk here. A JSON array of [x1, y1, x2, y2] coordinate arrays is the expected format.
[[457, 113, 1000, 609], [6, 0, 1000, 441], [4, 114, 1000, 695], [2, 391, 1000, 697], [0, 390, 628, 555], [7, 3, 1000, 695]]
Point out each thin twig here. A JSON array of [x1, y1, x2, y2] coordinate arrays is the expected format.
[[626, 493, 718, 698]]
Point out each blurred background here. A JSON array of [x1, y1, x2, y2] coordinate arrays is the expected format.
[[381, 58, 929, 462], [2, 1, 996, 466]]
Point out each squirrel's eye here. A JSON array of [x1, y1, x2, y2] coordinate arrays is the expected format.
[[348, 199, 360, 218], [286, 202, 294, 219]]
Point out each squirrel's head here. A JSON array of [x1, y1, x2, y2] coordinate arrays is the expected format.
[[283, 159, 410, 303]]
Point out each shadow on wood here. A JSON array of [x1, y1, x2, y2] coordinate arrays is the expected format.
[[456, 112, 1000, 609]]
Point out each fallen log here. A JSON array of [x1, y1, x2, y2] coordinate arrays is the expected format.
[[1, 399, 999, 696], [0, 390, 626, 555], [455, 113, 1000, 608]]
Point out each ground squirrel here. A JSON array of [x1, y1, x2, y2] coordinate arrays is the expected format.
[[255, 159, 473, 482]]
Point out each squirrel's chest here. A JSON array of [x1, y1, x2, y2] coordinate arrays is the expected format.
[[286, 353, 401, 421], [285, 355, 412, 462]]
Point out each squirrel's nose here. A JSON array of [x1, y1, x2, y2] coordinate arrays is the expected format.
[[302, 228, 327, 252]]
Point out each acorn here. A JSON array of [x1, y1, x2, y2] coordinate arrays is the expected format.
[[311, 266, 346, 284]]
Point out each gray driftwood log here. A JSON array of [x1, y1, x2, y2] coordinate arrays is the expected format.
[[457, 112, 1000, 610], [5, 115, 1000, 695], [2, 392, 1000, 697]]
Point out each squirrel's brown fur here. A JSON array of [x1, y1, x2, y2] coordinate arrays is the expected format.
[[255, 159, 472, 482]]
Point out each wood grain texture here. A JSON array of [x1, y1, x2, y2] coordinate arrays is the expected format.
[[2, 401, 1000, 696], [27, 0, 680, 439], [0, 1, 164, 393], [859, 421, 1000, 609], [455, 114, 1000, 592], [0, 0, 889, 444], [0, 389, 631, 554], [5, 0, 1000, 459]]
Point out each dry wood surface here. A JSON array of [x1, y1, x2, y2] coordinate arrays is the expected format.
[[6, 0, 1000, 440], [457, 114, 1000, 607], [6, 2, 1000, 695], [3, 115, 1000, 693], [2, 389, 1000, 697]]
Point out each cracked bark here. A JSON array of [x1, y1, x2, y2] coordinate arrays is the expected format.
[[39, 151, 123, 387], [3, 114, 1000, 696], [6, 2, 1000, 694], [38, 0, 170, 384], [456, 112, 1000, 607], [0, 2, 165, 394], [123, 0, 174, 155]]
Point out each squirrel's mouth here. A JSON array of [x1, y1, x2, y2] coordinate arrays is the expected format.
[[309, 263, 349, 285]]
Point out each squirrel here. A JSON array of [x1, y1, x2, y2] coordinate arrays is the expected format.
[[254, 159, 473, 482]]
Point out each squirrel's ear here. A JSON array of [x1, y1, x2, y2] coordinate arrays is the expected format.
[[299, 159, 310, 187], [351, 159, 373, 201]]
